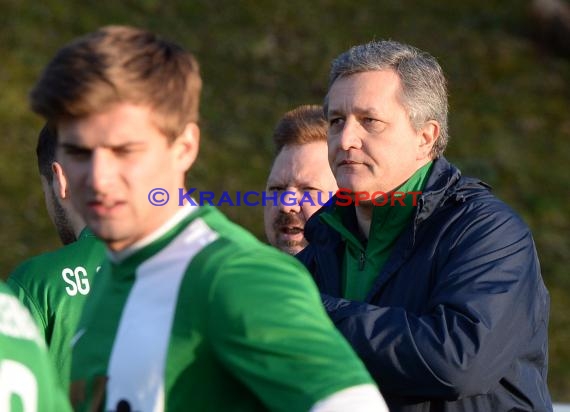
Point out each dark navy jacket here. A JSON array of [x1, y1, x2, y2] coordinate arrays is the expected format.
[[297, 157, 552, 411]]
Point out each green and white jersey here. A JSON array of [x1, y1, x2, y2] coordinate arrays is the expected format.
[[71, 205, 374, 412], [7, 229, 106, 391], [0, 281, 72, 412]]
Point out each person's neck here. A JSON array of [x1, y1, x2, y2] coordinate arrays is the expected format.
[[355, 204, 373, 239], [72, 222, 87, 239], [61, 198, 88, 240], [353, 160, 434, 239], [108, 203, 198, 263]]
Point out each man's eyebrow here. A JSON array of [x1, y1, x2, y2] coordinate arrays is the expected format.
[[266, 180, 284, 188], [58, 142, 89, 151], [59, 140, 147, 150], [354, 107, 382, 117], [107, 141, 147, 150], [301, 185, 324, 191], [327, 108, 344, 118], [328, 106, 383, 118], [267, 180, 324, 192]]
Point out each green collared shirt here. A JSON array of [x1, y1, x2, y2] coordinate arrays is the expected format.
[[321, 161, 433, 300]]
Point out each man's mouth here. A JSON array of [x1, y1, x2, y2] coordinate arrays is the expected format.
[[280, 225, 303, 235], [274, 212, 305, 240], [87, 200, 125, 216], [339, 159, 363, 166]]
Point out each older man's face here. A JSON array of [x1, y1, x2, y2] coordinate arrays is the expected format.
[[327, 70, 434, 197]]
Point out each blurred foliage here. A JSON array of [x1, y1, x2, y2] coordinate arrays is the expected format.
[[0, 0, 568, 401]]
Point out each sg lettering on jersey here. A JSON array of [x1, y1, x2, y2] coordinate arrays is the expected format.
[[62, 266, 98, 296]]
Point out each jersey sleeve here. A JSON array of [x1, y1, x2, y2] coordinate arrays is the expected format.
[[6, 270, 49, 341], [310, 384, 388, 412], [0, 282, 72, 412], [207, 247, 375, 412]]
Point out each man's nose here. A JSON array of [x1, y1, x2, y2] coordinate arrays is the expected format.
[[279, 189, 301, 214], [338, 118, 363, 151], [87, 150, 115, 193]]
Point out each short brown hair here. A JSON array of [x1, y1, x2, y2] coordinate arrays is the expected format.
[[272, 105, 327, 154], [30, 25, 202, 141]]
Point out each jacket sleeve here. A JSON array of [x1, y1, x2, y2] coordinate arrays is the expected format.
[[321, 204, 549, 400]]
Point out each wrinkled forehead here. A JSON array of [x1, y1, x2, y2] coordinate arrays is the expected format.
[[267, 142, 331, 187], [326, 70, 403, 114]]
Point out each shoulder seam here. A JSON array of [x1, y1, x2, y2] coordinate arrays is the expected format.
[[6, 276, 49, 332]]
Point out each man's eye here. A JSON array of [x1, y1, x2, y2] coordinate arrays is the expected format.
[[114, 147, 138, 157], [362, 117, 386, 131], [303, 189, 322, 199], [329, 118, 344, 126]]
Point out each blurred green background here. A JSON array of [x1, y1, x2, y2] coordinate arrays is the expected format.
[[0, 0, 568, 401]]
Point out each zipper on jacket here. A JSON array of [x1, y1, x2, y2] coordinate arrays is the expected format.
[[359, 250, 366, 271]]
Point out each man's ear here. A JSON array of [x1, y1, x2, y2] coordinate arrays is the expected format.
[[173, 122, 200, 173], [51, 161, 69, 201], [417, 120, 440, 160]]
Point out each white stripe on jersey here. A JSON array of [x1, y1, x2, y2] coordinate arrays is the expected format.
[[310, 384, 388, 412], [105, 218, 218, 412]]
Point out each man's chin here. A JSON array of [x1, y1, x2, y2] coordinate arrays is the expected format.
[[87, 224, 127, 248], [277, 239, 308, 255]]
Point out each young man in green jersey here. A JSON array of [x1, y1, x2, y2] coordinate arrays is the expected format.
[[7, 125, 106, 391], [29, 26, 387, 411], [0, 280, 71, 412]]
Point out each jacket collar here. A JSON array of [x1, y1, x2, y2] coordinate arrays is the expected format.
[[302, 157, 492, 299], [305, 156, 465, 243], [305, 156, 492, 246]]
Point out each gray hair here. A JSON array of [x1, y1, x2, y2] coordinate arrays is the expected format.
[[326, 40, 449, 158]]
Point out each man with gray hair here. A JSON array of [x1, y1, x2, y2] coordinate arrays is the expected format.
[[297, 40, 552, 411]]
